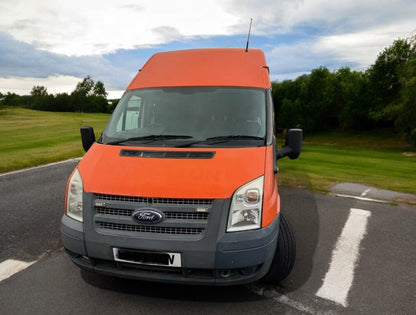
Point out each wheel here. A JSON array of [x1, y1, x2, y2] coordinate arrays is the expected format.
[[262, 212, 296, 283]]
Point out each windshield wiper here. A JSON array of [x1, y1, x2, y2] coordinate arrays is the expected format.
[[205, 135, 264, 141], [177, 135, 264, 147], [107, 135, 193, 145]]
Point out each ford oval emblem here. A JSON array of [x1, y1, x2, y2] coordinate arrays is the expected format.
[[132, 208, 164, 224]]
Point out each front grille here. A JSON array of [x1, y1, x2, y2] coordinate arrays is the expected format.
[[97, 222, 203, 235], [96, 207, 209, 221], [93, 193, 212, 238], [165, 212, 209, 220], [95, 193, 213, 205]]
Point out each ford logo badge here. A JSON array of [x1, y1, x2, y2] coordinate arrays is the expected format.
[[132, 208, 164, 224]]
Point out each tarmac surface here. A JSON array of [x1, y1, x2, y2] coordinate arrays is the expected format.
[[1, 161, 416, 314]]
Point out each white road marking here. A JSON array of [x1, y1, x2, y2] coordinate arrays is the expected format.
[[360, 188, 371, 197], [0, 259, 37, 282], [247, 284, 318, 314], [316, 208, 371, 307]]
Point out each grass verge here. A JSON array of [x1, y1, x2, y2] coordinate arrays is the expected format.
[[277, 130, 416, 194], [0, 107, 110, 173]]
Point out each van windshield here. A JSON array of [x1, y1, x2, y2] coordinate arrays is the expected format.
[[102, 87, 267, 147]]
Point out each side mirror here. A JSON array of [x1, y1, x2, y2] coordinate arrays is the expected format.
[[80, 126, 96, 152], [277, 128, 303, 160]]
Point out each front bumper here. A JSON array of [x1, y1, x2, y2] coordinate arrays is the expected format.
[[61, 197, 280, 285]]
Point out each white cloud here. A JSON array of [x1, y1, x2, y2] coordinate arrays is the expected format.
[[107, 90, 125, 100], [1, 0, 416, 91], [1, 1, 416, 59], [1, 0, 415, 60], [0, 32, 136, 90], [315, 22, 416, 68], [0, 0, 239, 56], [226, 0, 416, 35]]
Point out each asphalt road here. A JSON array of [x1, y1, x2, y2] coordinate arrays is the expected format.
[[1, 161, 415, 314]]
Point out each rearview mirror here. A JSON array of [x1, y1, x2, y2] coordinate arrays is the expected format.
[[80, 126, 96, 152], [277, 129, 303, 160]]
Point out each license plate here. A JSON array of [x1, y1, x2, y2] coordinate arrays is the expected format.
[[113, 248, 181, 267]]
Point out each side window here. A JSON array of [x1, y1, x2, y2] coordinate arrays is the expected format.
[[115, 96, 142, 131]]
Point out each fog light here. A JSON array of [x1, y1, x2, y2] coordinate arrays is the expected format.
[[220, 269, 231, 278], [239, 266, 258, 276]]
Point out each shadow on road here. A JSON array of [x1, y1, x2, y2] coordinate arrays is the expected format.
[[81, 270, 264, 302], [277, 181, 320, 292]]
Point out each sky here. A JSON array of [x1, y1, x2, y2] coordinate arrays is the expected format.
[[0, 0, 415, 99]]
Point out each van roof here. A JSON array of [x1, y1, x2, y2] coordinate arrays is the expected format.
[[126, 48, 271, 90]]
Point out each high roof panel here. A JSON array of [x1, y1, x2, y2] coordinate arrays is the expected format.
[[127, 48, 271, 90]]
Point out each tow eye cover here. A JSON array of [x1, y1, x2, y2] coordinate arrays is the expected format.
[[132, 208, 164, 224]]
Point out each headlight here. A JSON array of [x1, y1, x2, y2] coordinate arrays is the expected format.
[[227, 176, 264, 232], [66, 169, 83, 222]]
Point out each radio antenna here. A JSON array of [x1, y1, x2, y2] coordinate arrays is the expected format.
[[245, 18, 253, 52]]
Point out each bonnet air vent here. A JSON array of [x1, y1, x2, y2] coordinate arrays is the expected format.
[[120, 150, 216, 159]]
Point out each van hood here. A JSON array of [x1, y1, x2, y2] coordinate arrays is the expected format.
[[78, 143, 266, 199]]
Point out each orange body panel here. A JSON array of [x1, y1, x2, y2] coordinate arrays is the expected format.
[[127, 48, 271, 90], [78, 143, 267, 200], [262, 146, 280, 227]]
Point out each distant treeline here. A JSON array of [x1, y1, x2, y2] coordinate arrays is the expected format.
[[272, 36, 416, 145], [0, 76, 118, 113], [1, 36, 415, 144]]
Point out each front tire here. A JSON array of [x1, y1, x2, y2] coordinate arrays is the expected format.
[[262, 212, 296, 283]]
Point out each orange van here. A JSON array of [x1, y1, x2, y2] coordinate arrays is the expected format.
[[61, 48, 302, 285]]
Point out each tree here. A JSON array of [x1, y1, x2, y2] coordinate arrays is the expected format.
[[29, 86, 49, 110], [2, 92, 29, 107], [396, 57, 416, 145], [30, 86, 48, 97], [366, 37, 416, 125], [93, 81, 108, 98], [278, 98, 302, 129], [71, 76, 109, 112], [72, 76, 94, 98], [302, 67, 337, 131], [54, 93, 73, 112], [272, 75, 309, 131], [334, 68, 371, 129]]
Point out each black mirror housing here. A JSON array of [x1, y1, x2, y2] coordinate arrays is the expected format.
[[277, 128, 303, 160], [80, 126, 96, 152]]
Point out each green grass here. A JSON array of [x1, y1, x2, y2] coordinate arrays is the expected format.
[[0, 107, 110, 172], [277, 130, 416, 194], [1, 107, 415, 195]]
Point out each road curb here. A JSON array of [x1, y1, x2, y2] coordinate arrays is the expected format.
[[331, 183, 416, 205]]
